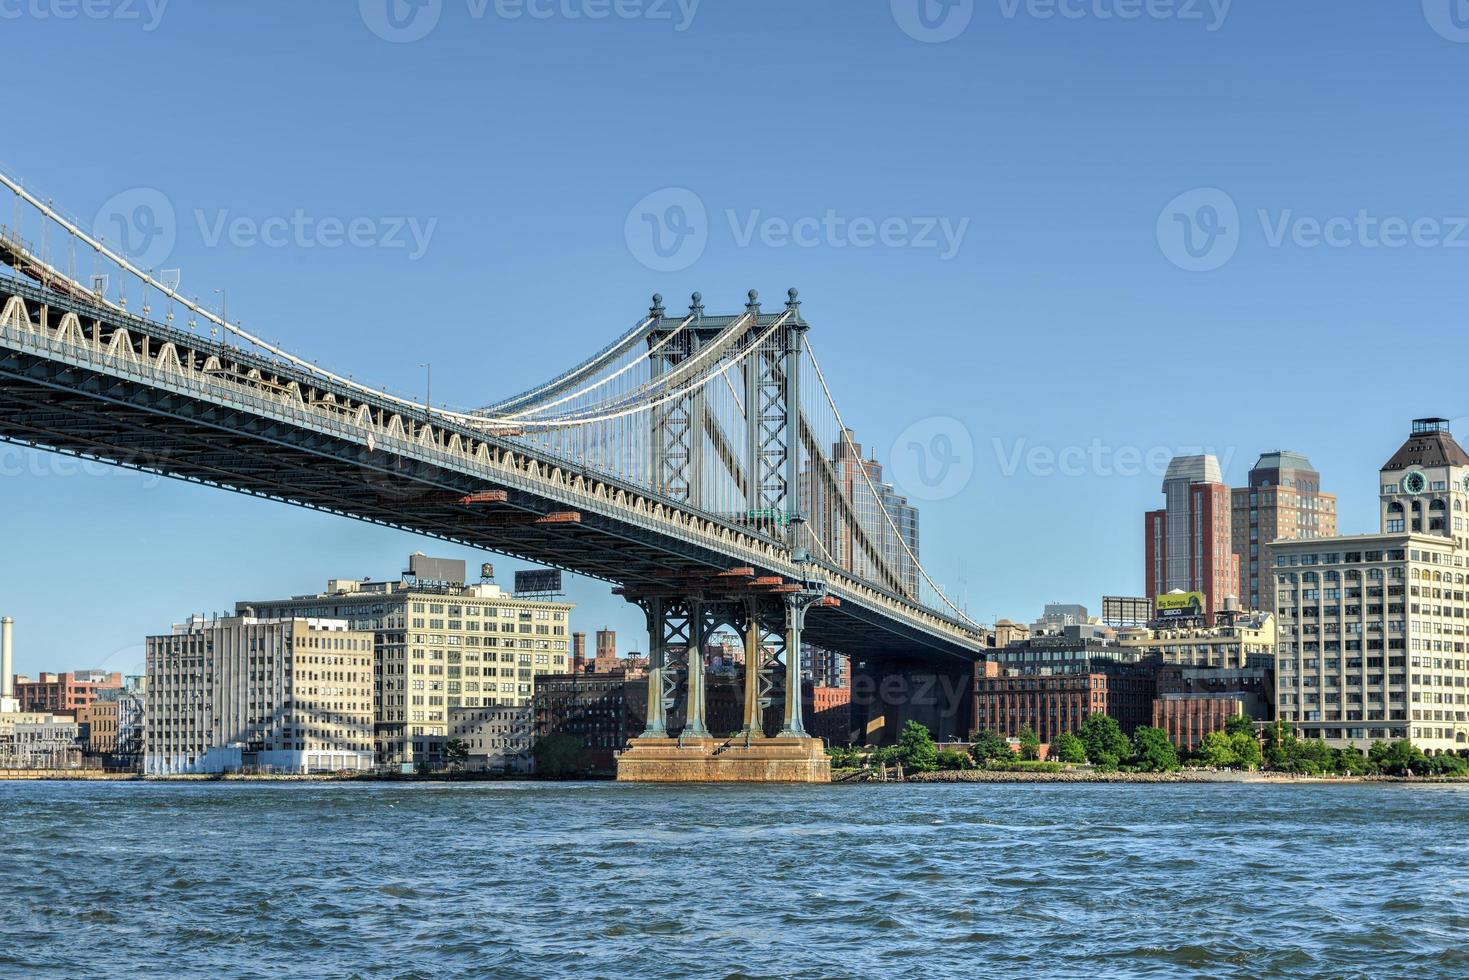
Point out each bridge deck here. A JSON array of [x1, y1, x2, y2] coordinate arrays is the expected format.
[[0, 276, 984, 665]]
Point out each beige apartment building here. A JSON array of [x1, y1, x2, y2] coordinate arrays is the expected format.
[[1273, 419, 1469, 753], [1120, 611, 1276, 669], [144, 616, 375, 774], [1231, 451, 1337, 614], [241, 557, 572, 767]]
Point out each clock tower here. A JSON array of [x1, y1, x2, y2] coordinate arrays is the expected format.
[[1379, 418, 1469, 547]]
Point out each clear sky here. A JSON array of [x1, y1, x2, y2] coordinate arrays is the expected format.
[[2, 1, 1468, 676]]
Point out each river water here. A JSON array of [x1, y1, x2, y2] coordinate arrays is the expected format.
[[2, 780, 1467, 978]]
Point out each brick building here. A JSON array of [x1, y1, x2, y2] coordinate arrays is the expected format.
[[14, 671, 122, 716], [973, 662, 1154, 742], [1152, 695, 1245, 751], [975, 632, 1163, 740], [78, 698, 120, 756], [808, 685, 852, 746]]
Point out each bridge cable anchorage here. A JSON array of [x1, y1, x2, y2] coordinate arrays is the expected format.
[[804, 338, 982, 630]]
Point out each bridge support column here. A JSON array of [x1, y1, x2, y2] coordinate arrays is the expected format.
[[779, 589, 825, 738], [683, 600, 709, 737], [740, 599, 764, 737], [639, 597, 668, 738]]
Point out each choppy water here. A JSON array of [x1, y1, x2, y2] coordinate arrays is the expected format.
[[3, 781, 1468, 978]]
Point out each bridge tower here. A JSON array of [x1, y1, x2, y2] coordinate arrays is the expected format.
[[648, 288, 808, 548]]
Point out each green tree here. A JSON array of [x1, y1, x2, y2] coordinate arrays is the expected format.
[[1052, 731, 1087, 764], [1196, 730, 1238, 768], [897, 720, 939, 772], [1263, 721, 1295, 769], [1369, 739, 1427, 776], [1229, 732, 1262, 771], [533, 734, 588, 778], [935, 748, 971, 771], [1016, 725, 1041, 761], [1336, 746, 1371, 776], [1078, 713, 1129, 765], [1224, 714, 1257, 738], [969, 730, 1015, 764], [1131, 726, 1180, 772], [1431, 754, 1469, 777], [443, 738, 470, 770]]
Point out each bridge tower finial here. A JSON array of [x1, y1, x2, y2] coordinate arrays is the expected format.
[[746, 289, 760, 315], [689, 291, 703, 318], [649, 293, 665, 318]]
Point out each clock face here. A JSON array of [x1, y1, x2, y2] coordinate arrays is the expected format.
[[1461, 473, 1469, 494], [1403, 470, 1428, 495]]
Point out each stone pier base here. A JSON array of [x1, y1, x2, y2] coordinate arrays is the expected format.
[[615, 735, 831, 783]]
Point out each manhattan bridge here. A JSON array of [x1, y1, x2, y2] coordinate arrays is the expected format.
[[0, 172, 985, 758]]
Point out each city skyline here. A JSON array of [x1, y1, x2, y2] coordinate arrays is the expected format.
[[4, 4, 1469, 675]]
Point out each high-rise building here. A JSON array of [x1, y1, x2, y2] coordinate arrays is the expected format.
[[241, 556, 573, 766], [802, 429, 920, 599], [802, 645, 846, 689], [1145, 454, 1238, 622], [1231, 451, 1338, 612], [1273, 418, 1469, 752], [144, 616, 375, 774]]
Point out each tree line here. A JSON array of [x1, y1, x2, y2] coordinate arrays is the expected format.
[[828, 716, 1469, 777]]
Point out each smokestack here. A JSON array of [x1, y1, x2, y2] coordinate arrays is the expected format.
[[1, 617, 13, 699], [572, 632, 586, 673]]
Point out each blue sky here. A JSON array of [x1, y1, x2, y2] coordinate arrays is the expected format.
[[3, 1, 1468, 674]]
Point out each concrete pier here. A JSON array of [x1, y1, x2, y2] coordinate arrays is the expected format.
[[616, 735, 831, 783]]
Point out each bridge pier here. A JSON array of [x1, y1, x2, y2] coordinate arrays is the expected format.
[[615, 573, 832, 782]]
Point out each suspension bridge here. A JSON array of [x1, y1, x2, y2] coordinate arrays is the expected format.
[[0, 172, 985, 775]]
